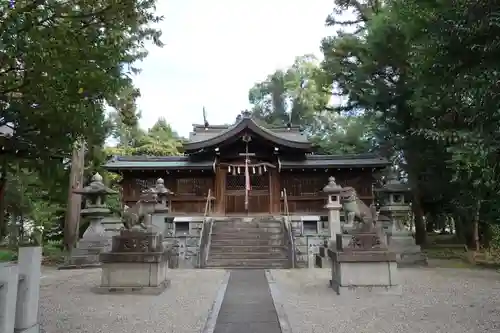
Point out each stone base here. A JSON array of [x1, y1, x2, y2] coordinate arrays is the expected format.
[[100, 261, 168, 289], [63, 238, 111, 268], [15, 323, 40, 333], [92, 279, 170, 295], [389, 235, 428, 267], [329, 279, 402, 295], [329, 249, 400, 296], [58, 263, 101, 270], [397, 252, 428, 267]]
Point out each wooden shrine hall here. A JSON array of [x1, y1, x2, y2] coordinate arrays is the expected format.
[[103, 111, 389, 216]]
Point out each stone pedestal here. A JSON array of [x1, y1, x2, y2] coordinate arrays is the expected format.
[[328, 233, 401, 295], [66, 215, 112, 268], [388, 231, 427, 267], [94, 230, 171, 295]]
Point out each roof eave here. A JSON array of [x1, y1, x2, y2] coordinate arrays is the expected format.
[[280, 163, 389, 169], [102, 164, 214, 171]]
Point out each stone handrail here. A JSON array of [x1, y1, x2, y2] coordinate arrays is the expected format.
[[198, 189, 213, 268], [282, 189, 295, 268]]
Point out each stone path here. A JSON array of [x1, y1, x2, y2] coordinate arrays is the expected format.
[[39, 268, 227, 333], [270, 267, 500, 333], [39, 266, 500, 333], [213, 270, 282, 333]]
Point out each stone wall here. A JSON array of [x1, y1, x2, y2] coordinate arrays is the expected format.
[[161, 217, 205, 268], [289, 215, 331, 268]]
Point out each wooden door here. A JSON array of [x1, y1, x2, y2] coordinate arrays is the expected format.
[[225, 173, 270, 214]]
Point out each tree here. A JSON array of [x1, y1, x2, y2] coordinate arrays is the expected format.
[[249, 55, 330, 130], [0, 0, 163, 238], [319, 0, 500, 248], [248, 54, 373, 155]]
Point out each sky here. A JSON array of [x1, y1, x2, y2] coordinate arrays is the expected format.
[[133, 0, 335, 137]]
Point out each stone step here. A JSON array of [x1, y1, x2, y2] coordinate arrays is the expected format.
[[212, 226, 282, 232], [214, 221, 282, 227], [211, 232, 282, 240], [210, 245, 286, 253], [211, 238, 285, 246], [209, 252, 287, 259], [206, 258, 288, 268]]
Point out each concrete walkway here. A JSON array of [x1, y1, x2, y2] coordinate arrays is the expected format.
[[213, 270, 282, 333]]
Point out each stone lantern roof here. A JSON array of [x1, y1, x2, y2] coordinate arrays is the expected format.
[[375, 172, 411, 193], [323, 176, 343, 194], [73, 173, 118, 196]]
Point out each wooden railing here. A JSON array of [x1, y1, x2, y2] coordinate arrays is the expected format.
[[282, 189, 296, 268], [198, 189, 213, 268]]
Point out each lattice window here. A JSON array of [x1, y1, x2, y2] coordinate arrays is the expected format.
[[176, 177, 212, 196], [281, 175, 327, 196], [226, 174, 269, 191]]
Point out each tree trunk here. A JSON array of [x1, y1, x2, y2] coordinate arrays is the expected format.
[[455, 216, 465, 243], [473, 199, 481, 251], [425, 215, 435, 233], [412, 190, 427, 245], [0, 160, 7, 239], [64, 142, 85, 251]]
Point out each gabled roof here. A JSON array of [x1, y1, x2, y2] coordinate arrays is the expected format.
[[184, 112, 312, 151]]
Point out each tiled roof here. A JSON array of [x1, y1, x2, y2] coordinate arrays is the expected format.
[[280, 154, 389, 168], [103, 153, 389, 170], [103, 155, 213, 170]]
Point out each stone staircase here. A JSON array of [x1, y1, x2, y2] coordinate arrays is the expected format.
[[205, 216, 289, 269]]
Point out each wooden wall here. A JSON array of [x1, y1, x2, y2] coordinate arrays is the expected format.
[[121, 171, 214, 214], [120, 167, 375, 215], [279, 169, 374, 214]]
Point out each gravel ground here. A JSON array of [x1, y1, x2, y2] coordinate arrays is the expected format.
[[39, 268, 227, 333], [270, 267, 500, 333]]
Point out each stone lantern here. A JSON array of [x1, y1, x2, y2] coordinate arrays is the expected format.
[[153, 178, 174, 212], [374, 172, 427, 267], [150, 178, 174, 235], [374, 172, 412, 234], [322, 177, 343, 240], [67, 172, 118, 267]]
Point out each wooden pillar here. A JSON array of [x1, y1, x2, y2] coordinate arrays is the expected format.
[[214, 166, 226, 214], [269, 168, 281, 214]]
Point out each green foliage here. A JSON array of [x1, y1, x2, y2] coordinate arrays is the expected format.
[[248, 55, 373, 155], [0, 0, 165, 241], [1, 0, 163, 162], [0, 248, 16, 262], [318, 0, 500, 247]]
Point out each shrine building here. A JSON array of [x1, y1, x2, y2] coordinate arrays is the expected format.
[[103, 111, 389, 217]]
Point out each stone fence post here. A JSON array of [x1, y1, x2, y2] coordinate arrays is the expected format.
[[0, 263, 18, 333], [15, 246, 42, 333], [0, 246, 42, 333]]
